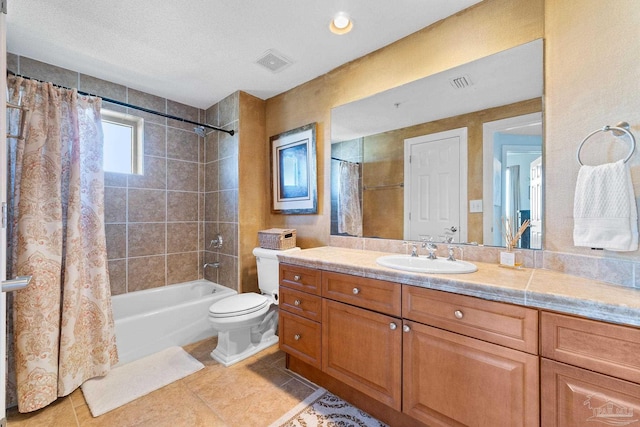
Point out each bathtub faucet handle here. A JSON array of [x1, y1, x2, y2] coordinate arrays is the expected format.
[[208, 234, 223, 249]]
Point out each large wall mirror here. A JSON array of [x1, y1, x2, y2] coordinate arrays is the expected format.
[[330, 39, 543, 249]]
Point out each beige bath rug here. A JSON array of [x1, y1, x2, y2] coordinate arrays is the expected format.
[[269, 387, 388, 427], [81, 346, 204, 417]]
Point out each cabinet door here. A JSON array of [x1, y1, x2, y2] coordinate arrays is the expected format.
[[403, 320, 539, 427], [279, 310, 321, 369], [541, 358, 640, 427], [322, 299, 402, 410]]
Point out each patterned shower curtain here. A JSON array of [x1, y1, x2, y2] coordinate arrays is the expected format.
[[338, 160, 363, 237], [6, 76, 118, 412]]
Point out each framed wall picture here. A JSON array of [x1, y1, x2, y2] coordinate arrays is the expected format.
[[270, 123, 317, 214]]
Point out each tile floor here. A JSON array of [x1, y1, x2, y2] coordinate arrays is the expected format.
[[7, 338, 320, 427]]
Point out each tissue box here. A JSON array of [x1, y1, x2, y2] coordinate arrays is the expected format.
[[258, 228, 297, 250]]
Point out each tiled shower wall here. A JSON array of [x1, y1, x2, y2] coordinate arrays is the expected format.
[[7, 54, 239, 294], [203, 94, 240, 291]]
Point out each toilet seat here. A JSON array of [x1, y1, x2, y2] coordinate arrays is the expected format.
[[209, 293, 270, 318]]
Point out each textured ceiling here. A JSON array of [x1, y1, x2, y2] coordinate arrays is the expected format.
[[6, 0, 481, 109]]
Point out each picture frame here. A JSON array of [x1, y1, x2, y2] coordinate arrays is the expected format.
[[270, 123, 317, 214]]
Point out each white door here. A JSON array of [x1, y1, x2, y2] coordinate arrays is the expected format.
[[529, 156, 542, 249], [404, 128, 467, 243]]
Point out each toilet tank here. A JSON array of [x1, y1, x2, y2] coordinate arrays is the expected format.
[[253, 247, 301, 297]]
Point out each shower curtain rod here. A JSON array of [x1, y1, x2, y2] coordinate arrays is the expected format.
[[331, 157, 361, 164], [7, 71, 234, 136]]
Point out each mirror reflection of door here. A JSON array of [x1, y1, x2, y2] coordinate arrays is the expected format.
[[529, 156, 542, 248], [404, 128, 468, 243], [483, 113, 543, 249]]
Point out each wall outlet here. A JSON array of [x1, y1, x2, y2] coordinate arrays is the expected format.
[[469, 199, 483, 213]]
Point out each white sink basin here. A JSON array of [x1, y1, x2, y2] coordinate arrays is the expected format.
[[376, 255, 478, 274]]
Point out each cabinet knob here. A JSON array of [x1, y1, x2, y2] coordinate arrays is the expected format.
[[454, 310, 464, 319], [352, 287, 360, 295], [403, 324, 411, 333], [389, 322, 397, 330], [294, 334, 301, 341], [293, 275, 301, 281], [294, 299, 301, 306]]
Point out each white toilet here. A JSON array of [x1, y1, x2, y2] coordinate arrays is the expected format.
[[207, 246, 300, 366]]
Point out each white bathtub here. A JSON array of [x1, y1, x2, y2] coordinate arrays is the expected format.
[[112, 279, 237, 366]]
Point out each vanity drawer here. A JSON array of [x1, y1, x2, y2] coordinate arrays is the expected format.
[[541, 312, 640, 383], [321, 271, 401, 317], [279, 286, 322, 322], [403, 286, 538, 354], [279, 310, 321, 369], [279, 264, 321, 295]]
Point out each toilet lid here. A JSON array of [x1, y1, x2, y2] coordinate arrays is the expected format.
[[209, 293, 270, 318]]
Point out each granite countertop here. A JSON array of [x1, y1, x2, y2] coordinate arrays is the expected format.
[[277, 246, 640, 328]]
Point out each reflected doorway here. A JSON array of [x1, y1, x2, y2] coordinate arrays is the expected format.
[[482, 113, 543, 248]]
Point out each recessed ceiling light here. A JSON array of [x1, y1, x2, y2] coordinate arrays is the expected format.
[[330, 12, 353, 35]]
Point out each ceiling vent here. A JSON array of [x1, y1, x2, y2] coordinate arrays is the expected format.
[[449, 75, 473, 89], [256, 49, 292, 73]]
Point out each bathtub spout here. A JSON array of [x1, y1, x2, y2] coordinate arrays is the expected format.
[[203, 262, 220, 269]]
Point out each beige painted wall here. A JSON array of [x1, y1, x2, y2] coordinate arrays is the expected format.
[[265, 0, 544, 248], [545, 0, 640, 260]]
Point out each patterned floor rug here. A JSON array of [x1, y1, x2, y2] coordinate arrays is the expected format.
[[269, 387, 389, 427]]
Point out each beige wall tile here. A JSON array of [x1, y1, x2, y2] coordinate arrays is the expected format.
[[7, 52, 18, 74], [19, 56, 77, 88], [219, 156, 238, 190], [79, 74, 127, 102], [167, 223, 199, 253], [167, 191, 199, 221], [205, 132, 218, 163], [218, 223, 238, 257], [167, 159, 199, 191], [105, 224, 126, 260], [108, 259, 127, 295], [219, 92, 239, 127], [128, 256, 166, 291], [218, 253, 238, 291], [167, 252, 199, 285], [167, 100, 199, 131], [219, 129, 238, 159], [104, 186, 126, 223], [128, 223, 166, 257], [105, 171, 127, 187], [144, 123, 167, 157], [128, 155, 167, 189], [205, 161, 219, 192], [167, 128, 199, 162], [205, 103, 219, 126], [127, 88, 166, 126], [128, 188, 166, 223], [204, 192, 219, 222], [219, 190, 237, 223]]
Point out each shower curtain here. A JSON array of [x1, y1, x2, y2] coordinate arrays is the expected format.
[[6, 76, 118, 412], [338, 160, 363, 237]]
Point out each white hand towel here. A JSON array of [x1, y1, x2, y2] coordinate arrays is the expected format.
[[573, 159, 638, 251]]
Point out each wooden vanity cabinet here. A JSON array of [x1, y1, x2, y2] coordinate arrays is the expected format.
[[321, 272, 403, 410], [540, 312, 640, 426], [402, 286, 539, 427], [278, 265, 322, 368], [322, 298, 402, 410]]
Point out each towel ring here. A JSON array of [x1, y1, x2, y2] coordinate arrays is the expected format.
[[577, 122, 636, 166]]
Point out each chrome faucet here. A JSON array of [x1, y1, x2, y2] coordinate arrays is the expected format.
[[420, 236, 438, 260], [403, 241, 420, 257], [447, 245, 463, 261]]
